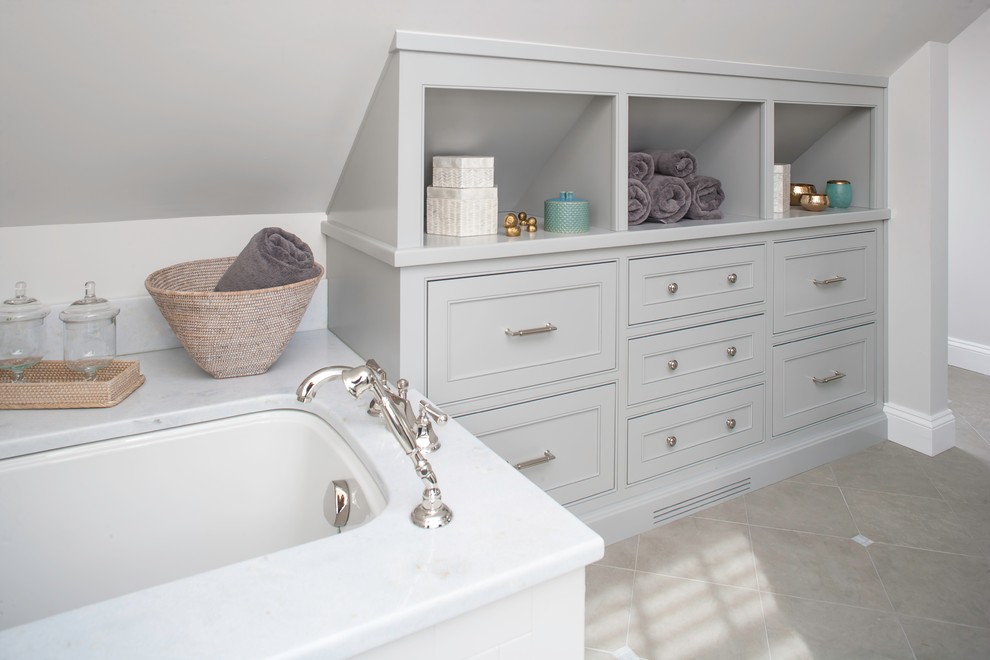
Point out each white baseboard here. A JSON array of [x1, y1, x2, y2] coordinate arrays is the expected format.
[[948, 337, 990, 376], [884, 402, 956, 456]]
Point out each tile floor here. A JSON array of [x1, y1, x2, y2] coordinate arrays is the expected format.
[[585, 366, 990, 659]]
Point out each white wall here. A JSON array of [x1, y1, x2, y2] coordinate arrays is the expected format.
[[948, 9, 990, 376], [886, 42, 956, 456]]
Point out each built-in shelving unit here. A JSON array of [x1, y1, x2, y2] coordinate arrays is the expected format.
[[323, 32, 890, 544]]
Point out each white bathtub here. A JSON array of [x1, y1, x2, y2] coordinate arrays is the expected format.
[[0, 409, 386, 630]]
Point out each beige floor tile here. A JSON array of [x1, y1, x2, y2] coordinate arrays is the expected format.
[[920, 452, 990, 505], [785, 463, 837, 486], [750, 526, 891, 610], [843, 487, 982, 555], [595, 536, 639, 570], [626, 572, 768, 660], [746, 481, 857, 537], [947, 499, 990, 557], [829, 442, 942, 498], [869, 543, 990, 628], [691, 496, 749, 524], [637, 516, 758, 589], [584, 649, 617, 660], [584, 564, 635, 652], [898, 615, 990, 660], [762, 592, 913, 660]]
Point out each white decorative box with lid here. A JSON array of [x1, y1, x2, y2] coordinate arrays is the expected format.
[[432, 155, 494, 188], [426, 186, 498, 236]]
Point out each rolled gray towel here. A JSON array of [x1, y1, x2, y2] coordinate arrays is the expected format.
[[628, 152, 655, 184], [214, 227, 322, 292], [647, 149, 697, 179], [645, 175, 691, 224], [685, 175, 725, 220], [628, 178, 652, 226]]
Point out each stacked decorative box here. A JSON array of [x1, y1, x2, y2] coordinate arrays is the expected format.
[[426, 156, 498, 236]]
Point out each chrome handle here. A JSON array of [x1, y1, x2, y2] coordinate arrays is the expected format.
[[505, 322, 557, 337], [666, 436, 677, 447], [668, 359, 678, 371], [726, 346, 737, 357], [727, 273, 738, 284], [418, 400, 449, 425], [812, 275, 847, 286], [668, 282, 678, 294], [726, 418, 737, 430], [515, 450, 556, 471], [812, 370, 846, 384]]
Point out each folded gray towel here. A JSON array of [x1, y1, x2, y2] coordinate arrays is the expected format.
[[628, 152, 655, 184], [685, 176, 725, 220], [214, 227, 322, 292], [628, 178, 652, 226], [645, 175, 691, 224], [647, 149, 697, 179]]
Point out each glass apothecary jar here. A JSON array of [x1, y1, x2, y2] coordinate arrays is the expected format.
[[0, 282, 50, 382], [59, 281, 120, 381]]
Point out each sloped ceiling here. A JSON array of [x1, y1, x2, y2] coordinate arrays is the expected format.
[[2, 0, 987, 228]]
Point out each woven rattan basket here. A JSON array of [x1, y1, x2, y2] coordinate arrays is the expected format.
[[145, 257, 324, 378]]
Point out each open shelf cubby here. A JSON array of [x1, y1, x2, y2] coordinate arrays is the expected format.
[[423, 88, 616, 232], [774, 103, 876, 211], [628, 96, 764, 221]]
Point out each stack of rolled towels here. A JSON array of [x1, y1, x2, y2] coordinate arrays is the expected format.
[[627, 150, 725, 226]]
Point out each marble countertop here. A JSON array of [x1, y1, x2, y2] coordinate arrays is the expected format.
[[0, 330, 603, 658]]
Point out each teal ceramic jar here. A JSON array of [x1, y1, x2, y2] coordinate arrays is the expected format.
[[544, 191, 589, 233], [826, 180, 852, 208]]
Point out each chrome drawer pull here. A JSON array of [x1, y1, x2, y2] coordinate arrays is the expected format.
[[726, 418, 737, 430], [515, 450, 556, 471], [668, 282, 679, 294], [726, 346, 737, 357], [505, 322, 557, 337], [812, 275, 847, 286], [668, 359, 678, 371], [666, 436, 677, 447], [812, 370, 846, 384], [727, 273, 738, 284]]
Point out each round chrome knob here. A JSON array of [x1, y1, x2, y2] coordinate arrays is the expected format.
[[726, 418, 737, 430], [726, 346, 737, 357], [666, 435, 677, 447], [668, 359, 678, 371], [667, 282, 678, 294], [727, 273, 738, 284]]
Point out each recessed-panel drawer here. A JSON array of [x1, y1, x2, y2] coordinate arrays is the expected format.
[[772, 324, 876, 435], [457, 385, 616, 506], [628, 245, 765, 325], [628, 315, 765, 405], [773, 231, 877, 333], [627, 385, 765, 484], [427, 262, 617, 404]]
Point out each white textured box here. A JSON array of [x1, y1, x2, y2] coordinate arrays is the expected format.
[[773, 163, 791, 213], [426, 186, 498, 236], [432, 155, 495, 188]]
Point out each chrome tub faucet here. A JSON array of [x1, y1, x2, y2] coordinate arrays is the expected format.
[[296, 359, 453, 529]]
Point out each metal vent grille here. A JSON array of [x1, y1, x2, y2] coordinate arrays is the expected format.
[[652, 478, 751, 525]]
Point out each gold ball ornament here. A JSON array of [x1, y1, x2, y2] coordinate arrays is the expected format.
[[518, 211, 528, 222], [503, 213, 518, 228], [506, 225, 522, 237], [527, 224, 537, 232]]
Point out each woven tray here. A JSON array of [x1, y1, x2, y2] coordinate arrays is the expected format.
[[0, 361, 145, 409]]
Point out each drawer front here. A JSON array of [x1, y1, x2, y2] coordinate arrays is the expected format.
[[772, 324, 876, 435], [627, 385, 765, 484], [773, 231, 877, 333], [628, 315, 765, 405], [628, 245, 765, 325], [427, 262, 617, 404], [457, 385, 616, 506]]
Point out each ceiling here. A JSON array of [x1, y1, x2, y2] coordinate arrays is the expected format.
[[2, 0, 987, 228]]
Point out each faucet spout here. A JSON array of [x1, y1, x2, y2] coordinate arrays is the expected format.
[[296, 364, 377, 403]]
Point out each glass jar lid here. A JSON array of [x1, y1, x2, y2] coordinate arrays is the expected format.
[[1, 281, 50, 322], [59, 281, 120, 323]]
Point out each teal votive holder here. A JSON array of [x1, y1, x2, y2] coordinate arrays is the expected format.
[[544, 191, 589, 233], [826, 180, 852, 208]]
